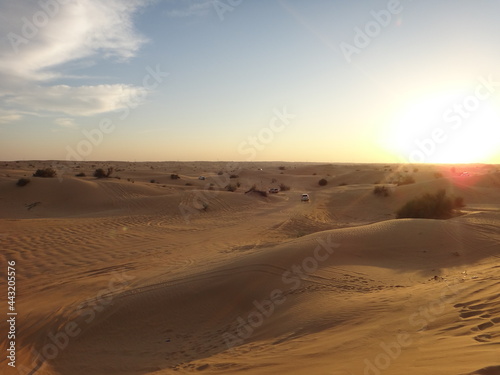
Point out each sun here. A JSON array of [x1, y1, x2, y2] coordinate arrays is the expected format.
[[383, 90, 500, 164]]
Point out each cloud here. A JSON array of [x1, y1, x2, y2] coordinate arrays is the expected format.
[[7, 84, 148, 116], [0, 110, 22, 124], [54, 117, 78, 129], [0, 0, 150, 82], [0, 0, 153, 118], [165, 0, 213, 18]]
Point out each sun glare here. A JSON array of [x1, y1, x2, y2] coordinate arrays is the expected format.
[[384, 90, 500, 164]]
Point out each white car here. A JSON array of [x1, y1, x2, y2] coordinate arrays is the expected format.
[[301, 193, 310, 202], [269, 188, 280, 193]]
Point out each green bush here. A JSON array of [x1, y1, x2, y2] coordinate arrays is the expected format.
[[33, 168, 56, 178], [16, 178, 30, 187], [396, 190, 464, 219]]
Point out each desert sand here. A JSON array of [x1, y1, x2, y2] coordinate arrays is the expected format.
[[1, 161, 499, 375]]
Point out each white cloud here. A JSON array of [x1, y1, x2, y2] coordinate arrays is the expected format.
[[0, 0, 153, 118], [54, 117, 78, 129], [7, 84, 148, 116], [0, 110, 22, 124], [0, 0, 149, 82]]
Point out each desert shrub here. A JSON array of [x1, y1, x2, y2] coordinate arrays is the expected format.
[[33, 168, 56, 178], [396, 175, 415, 186], [278, 166, 286, 170], [245, 184, 267, 197], [94, 167, 113, 178], [373, 185, 389, 197], [255, 190, 268, 197], [16, 178, 30, 187], [170, 174, 180, 180], [338, 182, 347, 186], [75, 172, 86, 177], [185, 182, 192, 186], [225, 184, 237, 192], [454, 196, 465, 208], [318, 178, 328, 186], [94, 169, 106, 178], [434, 172, 443, 179], [413, 168, 419, 173], [229, 174, 239, 179], [150, 179, 156, 183], [217, 171, 223, 175], [279, 183, 290, 191], [396, 190, 464, 219]]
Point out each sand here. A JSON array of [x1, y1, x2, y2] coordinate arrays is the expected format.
[[0, 161, 499, 375]]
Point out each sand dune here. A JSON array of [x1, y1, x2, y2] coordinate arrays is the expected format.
[[1, 161, 499, 375]]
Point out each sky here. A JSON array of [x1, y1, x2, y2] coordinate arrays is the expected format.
[[1, 0, 500, 164]]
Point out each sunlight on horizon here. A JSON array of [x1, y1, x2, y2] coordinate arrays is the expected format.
[[382, 89, 500, 164]]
